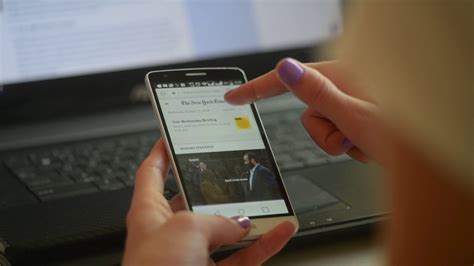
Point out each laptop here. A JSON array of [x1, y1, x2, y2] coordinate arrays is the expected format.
[[0, 1, 386, 264]]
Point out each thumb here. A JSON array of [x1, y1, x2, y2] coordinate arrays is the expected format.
[[195, 215, 251, 251]]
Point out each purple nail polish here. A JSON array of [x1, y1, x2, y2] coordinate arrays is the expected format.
[[342, 138, 354, 149], [277, 58, 304, 85], [231, 216, 250, 229]]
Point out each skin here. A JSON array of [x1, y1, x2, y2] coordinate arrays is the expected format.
[[124, 58, 473, 265], [122, 139, 296, 266], [225, 59, 473, 265], [225, 60, 381, 163]]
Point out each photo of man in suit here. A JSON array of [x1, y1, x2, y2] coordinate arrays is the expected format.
[[196, 161, 230, 204], [243, 152, 280, 201]]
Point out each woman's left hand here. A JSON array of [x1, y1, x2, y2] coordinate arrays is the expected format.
[[122, 138, 296, 266]]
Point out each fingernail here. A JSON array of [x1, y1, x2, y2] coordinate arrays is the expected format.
[[224, 89, 234, 98], [231, 216, 251, 229], [277, 58, 304, 86], [342, 138, 354, 149]]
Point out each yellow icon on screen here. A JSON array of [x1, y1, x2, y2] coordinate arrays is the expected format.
[[234, 116, 251, 129]]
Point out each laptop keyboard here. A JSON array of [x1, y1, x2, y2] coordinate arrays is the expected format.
[[3, 109, 351, 202], [4, 133, 157, 201]]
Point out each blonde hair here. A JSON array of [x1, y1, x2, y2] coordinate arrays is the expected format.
[[338, 1, 473, 189]]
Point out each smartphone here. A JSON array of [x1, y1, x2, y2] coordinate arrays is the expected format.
[[145, 68, 298, 240]]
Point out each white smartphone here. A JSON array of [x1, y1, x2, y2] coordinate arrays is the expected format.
[[145, 67, 298, 241]]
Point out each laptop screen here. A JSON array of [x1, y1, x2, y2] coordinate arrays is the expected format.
[[0, 0, 342, 86]]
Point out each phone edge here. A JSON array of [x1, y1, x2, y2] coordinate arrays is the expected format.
[[145, 72, 192, 212], [145, 68, 299, 241]]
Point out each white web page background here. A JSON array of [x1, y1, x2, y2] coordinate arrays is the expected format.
[[194, 200, 288, 217], [157, 85, 265, 155], [156, 84, 290, 217]]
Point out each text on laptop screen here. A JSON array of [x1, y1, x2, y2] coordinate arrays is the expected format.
[[0, 0, 342, 85]]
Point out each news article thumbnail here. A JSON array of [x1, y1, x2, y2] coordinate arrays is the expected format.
[[176, 149, 282, 206]]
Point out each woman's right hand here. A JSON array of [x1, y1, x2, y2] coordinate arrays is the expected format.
[[224, 58, 382, 164]]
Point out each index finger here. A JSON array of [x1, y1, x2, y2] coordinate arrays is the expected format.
[[224, 61, 337, 105], [224, 69, 285, 105]]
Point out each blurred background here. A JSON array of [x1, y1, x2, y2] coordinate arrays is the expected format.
[[1, 0, 343, 123], [0, 1, 386, 265]]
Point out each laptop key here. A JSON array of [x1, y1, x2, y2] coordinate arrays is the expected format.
[[10, 166, 38, 180], [279, 160, 305, 170], [70, 171, 99, 183], [37, 160, 62, 171], [303, 156, 328, 167], [24, 172, 74, 189], [4, 156, 32, 168], [327, 154, 352, 163], [95, 178, 125, 191], [116, 171, 135, 187], [33, 183, 99, 201], [96, 165, 114, 176]]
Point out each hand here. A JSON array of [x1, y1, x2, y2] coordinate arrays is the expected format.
[[123, 138, 296, 266], [225, 58, 382, 163]]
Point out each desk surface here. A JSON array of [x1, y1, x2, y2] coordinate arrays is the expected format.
[[267, 234, 383, 266]]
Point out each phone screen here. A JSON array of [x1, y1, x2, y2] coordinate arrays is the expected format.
[[149, 69, 293, 218]]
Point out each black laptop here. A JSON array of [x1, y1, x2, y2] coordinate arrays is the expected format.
[[0, 1, 385, 264]]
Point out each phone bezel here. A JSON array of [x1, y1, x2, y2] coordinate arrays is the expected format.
[[145, 67, 298, 239]]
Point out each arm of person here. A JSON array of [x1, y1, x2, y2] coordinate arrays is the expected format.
[[259, 167, 277, 186]]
